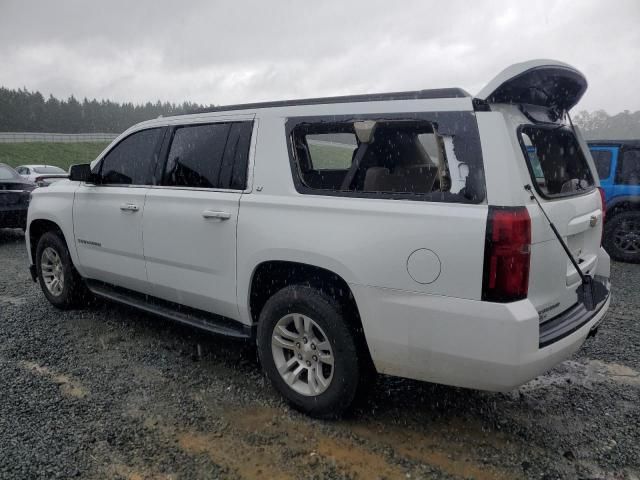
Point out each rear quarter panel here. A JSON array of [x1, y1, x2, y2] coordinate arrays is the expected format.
[[237, 108, 488, 327]]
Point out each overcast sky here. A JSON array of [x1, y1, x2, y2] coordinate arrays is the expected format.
[[1, 0, 639, 113]]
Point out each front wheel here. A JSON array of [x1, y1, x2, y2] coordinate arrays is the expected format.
[[603, 211, 640, 263], [257, 286, 364, 418], [36, 231, 89, 309]]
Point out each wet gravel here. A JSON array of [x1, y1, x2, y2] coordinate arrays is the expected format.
[[0, 227, 638, 480]]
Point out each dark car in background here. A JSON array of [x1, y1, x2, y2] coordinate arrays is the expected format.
[[588, 140, 640, 263], [0, 163, 35, 230]]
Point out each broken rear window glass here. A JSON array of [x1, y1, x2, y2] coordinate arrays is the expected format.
[[292, 120, 478, 202]]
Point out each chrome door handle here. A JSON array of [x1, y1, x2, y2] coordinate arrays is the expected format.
[[202, 210, 231, 220], [120, 203, 139, 212]]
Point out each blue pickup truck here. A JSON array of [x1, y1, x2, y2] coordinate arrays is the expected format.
[[588, 140, 640, 263]]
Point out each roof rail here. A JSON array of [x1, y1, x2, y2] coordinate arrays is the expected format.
[[187, 88, 470, 115]]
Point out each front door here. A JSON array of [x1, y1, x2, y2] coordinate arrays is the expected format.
[[73, 127, 165, 293], [142, 119, 254, 320]]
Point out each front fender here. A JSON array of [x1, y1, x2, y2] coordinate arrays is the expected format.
[[26, 183, 79, 269]]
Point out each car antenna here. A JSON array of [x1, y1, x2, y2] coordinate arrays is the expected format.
[[524, 184, 606, 311]]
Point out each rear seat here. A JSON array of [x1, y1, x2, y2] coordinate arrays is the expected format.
[[363, 164, 438, 193]]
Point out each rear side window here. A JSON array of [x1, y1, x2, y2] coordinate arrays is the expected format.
[[162, 122, 252, 190], [100, 128, 163, 185], [291, 119, 482, 202], [589, 149, 612, 179], [519, 126, 594, 197], [616, 149, 640, 185]]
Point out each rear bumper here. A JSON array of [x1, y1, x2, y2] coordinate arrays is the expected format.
[[352, 284, 611, 392], [539, 278, 609, 347]]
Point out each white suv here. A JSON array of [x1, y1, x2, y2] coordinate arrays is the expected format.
[[26, 60, 611, 417]]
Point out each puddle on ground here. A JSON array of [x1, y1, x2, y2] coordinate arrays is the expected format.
[[521, 359, 640, 390], [178, 430, 294, 480], [588, 360, 640, 386], [123, 393, 526, 479], [314, 435, 407, 479], [111, 463, 175, 480], [21, 361, 88, 398], [345, 419, 519, 480], [217, 404, 520, 480]]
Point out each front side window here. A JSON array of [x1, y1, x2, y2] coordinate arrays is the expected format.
[[589, 149, 612, 179], [520, 126, 595, 197], [616, 149, 640, 185], [291, 119, 480, 202], [162, 122, 252, 190], [99, 128, 163, 185]]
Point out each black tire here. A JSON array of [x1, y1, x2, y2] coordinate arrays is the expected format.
[[35, 231, 89, 309], [257, 285, 367, 418], [603, 211, 640, 263]]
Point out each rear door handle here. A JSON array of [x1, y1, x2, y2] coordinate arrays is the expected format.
[[202, 210, 231, 220], [120, 203, 139, 212]]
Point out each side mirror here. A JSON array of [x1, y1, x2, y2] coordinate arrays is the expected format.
[[69, 164, 96, 183]]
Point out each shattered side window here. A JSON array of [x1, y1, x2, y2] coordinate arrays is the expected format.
[[292, 120, 476, 201]]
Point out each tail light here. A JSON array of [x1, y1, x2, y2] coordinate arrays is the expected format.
[[597, 187, 606, 245], [482, 206, 531, 302]]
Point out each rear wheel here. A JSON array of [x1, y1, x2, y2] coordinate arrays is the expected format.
[[604, 211, 640, 263], [36, 231, 89, 309], [257, 285, 364, 418]]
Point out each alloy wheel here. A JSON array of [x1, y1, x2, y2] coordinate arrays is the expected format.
[[41, 247, 65, 296], [271, 313, 334, 396]]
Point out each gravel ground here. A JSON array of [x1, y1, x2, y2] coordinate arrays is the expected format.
[[0, 228, 638, 480]]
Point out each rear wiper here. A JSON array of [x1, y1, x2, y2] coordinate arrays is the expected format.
[[524, 184, 607, 311]]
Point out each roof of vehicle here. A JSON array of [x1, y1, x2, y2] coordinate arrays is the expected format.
[[587, 139, 640, 147], [187, 88, 470, 115]]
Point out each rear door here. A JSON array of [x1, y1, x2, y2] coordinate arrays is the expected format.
[[479, 60, 606, 317], [73, 127, 165, 293], [142, 117, 254, 320], [520, 126, 602, 312]]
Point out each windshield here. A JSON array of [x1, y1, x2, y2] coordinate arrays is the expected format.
[[0, 165, 19, 180], [33, 166, 66, 174], [520, 126, 595, 197]]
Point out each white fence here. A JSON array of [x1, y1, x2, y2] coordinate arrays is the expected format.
[[0, 132, 119, 143]]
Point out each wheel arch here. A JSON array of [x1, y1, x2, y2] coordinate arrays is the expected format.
[[247, 259, 375, 369], [28, 218, 72, 266], [606, 195, 640, 218]]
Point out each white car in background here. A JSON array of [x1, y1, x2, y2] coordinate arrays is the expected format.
[[16, 165, 68, 186]]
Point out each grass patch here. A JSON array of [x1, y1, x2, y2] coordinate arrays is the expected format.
[[307, 142, 354, 170], [0, 142, 110, 171]]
